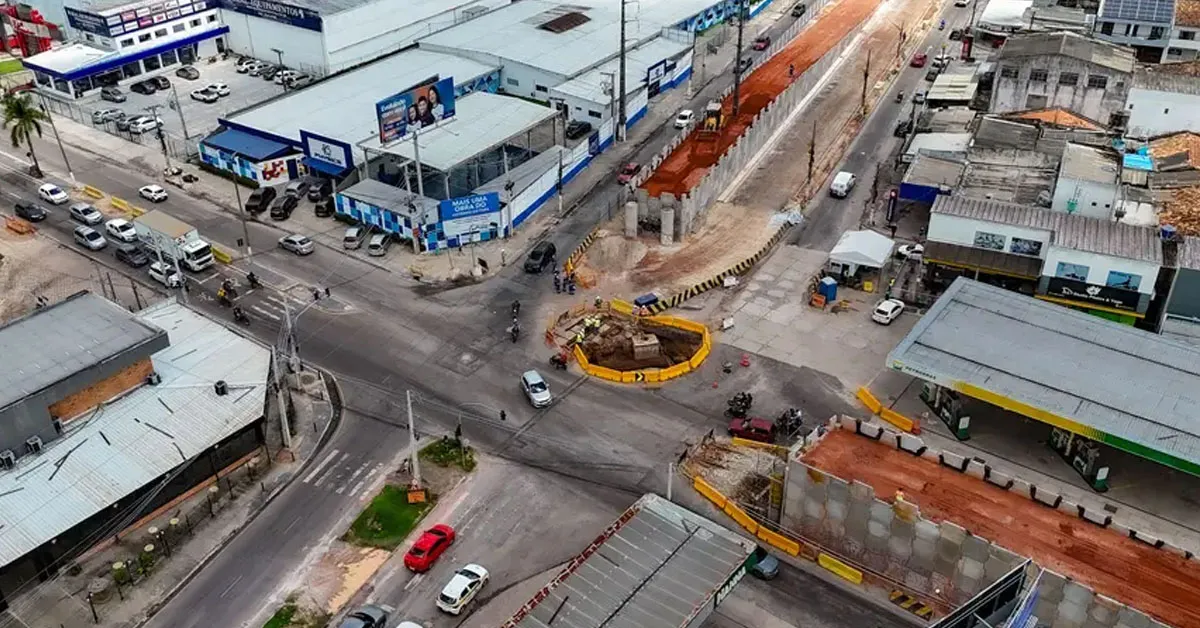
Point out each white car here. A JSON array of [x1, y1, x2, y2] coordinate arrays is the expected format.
[[674, 109, 695, 129], [897, 243, 924, 260], [128, 117, 163, 133], [105, 218, 138, 242], [148, 261, 182, 288], [274, 70, 300, 84], [139, 184, 168, 203], [829, 171, 856, 198], [73, 225, 107, 250], [872, 298, 905, 325], [279, 234, 315, 255], [69, 202, 103, 225], [38, 183, 69, 205], [437, 564, 489, 615], [236, 60, 261, 74], [207, 82, 230, 97], [190, 88, 219, 103]]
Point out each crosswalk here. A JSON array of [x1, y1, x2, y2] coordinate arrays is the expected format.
[[300, 448, 385, 499], [249, 294, 291, 322]]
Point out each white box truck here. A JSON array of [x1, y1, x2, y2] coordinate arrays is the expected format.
[[134, 210, 215, 272]]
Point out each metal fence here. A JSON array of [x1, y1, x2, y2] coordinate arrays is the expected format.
[[40, 96, 200, 164]]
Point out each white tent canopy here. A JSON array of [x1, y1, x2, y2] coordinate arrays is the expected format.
[[829, 230, 895, 269]]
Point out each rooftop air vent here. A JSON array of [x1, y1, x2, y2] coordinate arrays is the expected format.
[[215, 380, 228, 396], [0, 450, 14, 470], [53, 418, 63, 435], [539, 11, 590, 33], [147, 371, 162, 385], [25, 436, 42, 455]]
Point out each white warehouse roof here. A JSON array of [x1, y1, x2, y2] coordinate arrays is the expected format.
[[417, 0, 707, 79], [223, 48, 498, 146], [553, 35, 692, 105]]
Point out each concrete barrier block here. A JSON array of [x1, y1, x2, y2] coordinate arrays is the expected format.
[[848, 480, 874, 503], [1088, 594, 1121, 627], [1076, 505, 1112, 527], [984, 467, 1014, 490], [939, 451, 968, 472], [1058, 498, 1080, 517], [839, 415, 858, 431], [1109, 521, 1132, 538], [1031, 485, 1063, 509], [1162, 541, 1193, 559], [827, 476, 850, 504], [857, 421, 883, 440], [1039, 571, 1066, 602], [893, 498, 920, 522], [1128, 530, 1164, 548], [965, 458, 987, 479], [897, 433, 927, 456], [1062, 580, 1094, 608]]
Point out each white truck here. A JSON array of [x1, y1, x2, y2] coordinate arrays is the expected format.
[[134, 210, 215, 272]]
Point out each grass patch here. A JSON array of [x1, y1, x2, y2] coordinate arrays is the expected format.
[[420, 436, 477, 472], [263, 604, 297, 628], [343, 484, 433, 550], [261, 601, 330, 628], [0, 59, 25, 75]]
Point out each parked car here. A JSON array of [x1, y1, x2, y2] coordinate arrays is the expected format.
[[931, 55, 950, 70], [912, 91, 926, 104], [100, 86, 126, 103], [73, 225, 107, 251], [674, 109, 695, 129], [366, 233, 391, 257], [954, 0, 968, 5], [736, 57, 753, 73], [404, 524, 456, 572], [565, 120, 593, 140], [105, 218, 138, 242], [315, 197, 335, 217], [897, 243, 924, 260], [245, 186, 277, 214], [872, 298, 905, 325], [437, 565, 489, 615], [791, 2, 807, 16], [894, 119, 913, 137], [190, 88, 219, 103], [910, 52, 927, 68], [269, 194, 298, 220], [260, 66, 280, 80], [285, 179, 311, 198], [128, 117, 164, 134], [728, 416, 776, 443], [749, 547, 780, 580], [117, 115, 145, 132], [307, 178, 333, 201], [829, 171, 856, 198], [236, 60, 260, 74], [338, 605, 391, 628], [14, 202, 47, 222], [175, 65, 200, 80], [343, 226, 367, 250], [523, 240, 556, 273], [129, 80, 157, 95], [248, 63, 269, 77], [150, 76, 170, 90], [139, 184, 168, 202], [925, 68, 941, 82], [287, 74, 313, 88], [275, 69, 301, 84], [148, 261, 182, 288], [520, 370, 552, 408], [207, 82, 230, 97], [69, 203, 103, 225], [115, 244, 149, 267], [38, 183, 69, 205], [616, 162, 639, 184], [949, 28, 963, 41], [752, 35, 770, 51], [278, 233, 315, 255], [92, 108, 125, 124]]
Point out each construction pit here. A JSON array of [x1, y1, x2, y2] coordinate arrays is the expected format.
[[549, 302, 711, 381]]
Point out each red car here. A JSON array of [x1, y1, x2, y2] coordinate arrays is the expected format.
[[728, 417, 777, 443], [403, 524, 456, 572], [910, 52, 927, 68], [616, 162, 640, 184], [752, 35, 770, 51]]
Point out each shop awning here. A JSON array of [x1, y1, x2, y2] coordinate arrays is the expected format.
[[302, 156, 351, 177], [203, 128, 294, 162], [924, 241, 1042, 279], [829, 230, 894, 269]]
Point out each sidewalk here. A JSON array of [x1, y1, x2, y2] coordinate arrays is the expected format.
[[0, 367, 339, 628]]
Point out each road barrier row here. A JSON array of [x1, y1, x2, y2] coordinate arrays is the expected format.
[[82, 185, 104, 199], [563, 227, 600, 275], [211, 246, 233, 264], [854, 387, 919, 433], [572, 304, 711, 384]]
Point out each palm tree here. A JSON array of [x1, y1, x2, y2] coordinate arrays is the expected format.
[[2, 92, 48, 177]]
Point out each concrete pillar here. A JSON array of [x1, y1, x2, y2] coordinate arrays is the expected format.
[[800, 470, 829, 539], [647, 194, 662, 220], [660, 208, 674, 245], [843, 481, 873, 557], [934, 522, 966, 580], [824, 477, 850, 545], [1034, 572, 1067, 627], [624, 201, 639, 238]]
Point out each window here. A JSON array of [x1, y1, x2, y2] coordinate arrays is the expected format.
[[143, 55, 161, 71], [1169, 47, 1184, 56], [1010, 237, 1043, 257], [138, 33, 152, 43], [1165, 107, 1171, 114], [154, 28, 167, 37], [207, 14, 217, 22], [1100, 21, 1114, 35], [1124, 23, 1133, 36], [160, 49, 178, 66], [173, 23, 186, 32], [1150, 26, 1164, 39], [1030, 69, 1048, 82], [973, 231, 1006, 250], [1000, 66, 1018, 79], [1130, 25, 1139, 37], [1106, 270, 1141, 291], [1087, 75, 1108, 89], [190, 18, 201, 27], [1058, 72, 1079, 86], [587, 109, 602, 119], [1055, 262, 1089, 282], [1182, 30, 1197, 40], [535, 84, 548, 93], [506, 77, 519, 87], [84, 33, 94, 42]]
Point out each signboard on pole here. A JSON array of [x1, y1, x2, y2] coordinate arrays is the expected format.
[[300, 129, 353, 173], [439, 192, 500, 239], [376, 76, 456, 144]]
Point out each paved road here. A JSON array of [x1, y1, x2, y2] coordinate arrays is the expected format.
[[0, 7, 911, 628]]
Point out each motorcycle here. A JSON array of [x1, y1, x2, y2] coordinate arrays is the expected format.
[[218, 291, 232, 307], [510, 322, 521, 343], [247, 273, 261, 289], [512, 300, 521, 317], [939, 19, 945, 30], [550, 352, 569, 370], [233, 307, 250, 326], [778, 408, 803, 435], [725, 392, 754, 418]]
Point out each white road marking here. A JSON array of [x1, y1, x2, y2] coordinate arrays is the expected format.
[[303, 449, 339, 484], [315, 453, 349, 487], [404, 574, 424, 592], [282, 515, 302, 535], [335, 463, 368, 494], [251, 305, 282, 321], [220, 574, 243, 598]]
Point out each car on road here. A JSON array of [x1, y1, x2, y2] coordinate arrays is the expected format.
[[207, 82, 231, 97], [130, 80, 157, 95], [92, 108, 125, 124], [38, 183, 69, 205], [269, 194, 298, 220], [100, 86, 126, 103], [894, 119, 913, 137], [148, 260, 182, 288], [910, 52, 927, 67], [791, 2, 807, 16], [315, 197, 334, 217], [285, 179, 311, 198], [521, 369, 552, 408], [245, 186, 277, 214], [175, 65, 200, 80], [954, 0, 968, 4], [871, 298, 905, 325], [73, 225, 107, 251], [105, 218, 138, 242], [616, 162, 640, 184], [14, 202, 47, 222], [949, 28, 963, 40], [752, 35, 770, 51], [190, 88, 219, 103], [750, 547, 780, 579], [278, 234, 315, 255], [565, 120, 592, 140], [912, 91, 926, 104], [115, 244, 150, 267], [437, 564, 489, 615], [728, 416, 776, 443], [69, 203, 103, 225], [897, 243, 924, 260], [338, 604, 392, 628], [523, 240, 556, 273], [736, 57, 753, 73], [829, 171, 856, 198], [139, 184, 169, 203], [404, 524, 456, 572], [674, 109, 695, 129], [925, 68, 940, 82], [128, 117, 164, 134]]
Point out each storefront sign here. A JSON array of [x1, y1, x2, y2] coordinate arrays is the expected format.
[[439, 193, 500, 239], [300, 129, 353, 172], [65, 7, 111, 37], [714, 563, 748, 608], [75, 0, 211, 37], [1045, 277, 1139, 311], [219, 0, 322, 31]]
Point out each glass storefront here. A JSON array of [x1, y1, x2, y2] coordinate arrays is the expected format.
[[160, 49, 178, 67], [143, 55, 161, 72], [179, 45, 196, 64], [121, 61, 142, 79]]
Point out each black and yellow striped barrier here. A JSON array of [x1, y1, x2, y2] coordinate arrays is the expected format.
[[889, 590, 934, 620], [563, 227, 600, 274]]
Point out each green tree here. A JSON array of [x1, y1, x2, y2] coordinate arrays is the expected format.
[[2, 93, 47, 176]]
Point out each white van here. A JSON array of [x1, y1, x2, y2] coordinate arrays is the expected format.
[[366, 233, 391, 257], [829, 171, 857, 198], [148, 261, 182, 288], [343, 226, 367, 250]]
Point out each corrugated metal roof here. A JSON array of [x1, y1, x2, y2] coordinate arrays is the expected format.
[[0, 292, 165, 411], [996, 31, 1136, 73], [1180, 236, 1200, 269], [0, 301, 270, 569], [1133, 66, 1200, 96], [1058, 143, 1120, 184], [503, 494, 756, 628], [932, 196, 1163, 263], [904, 153, 967, 188], [888, 277, 1200, 472]]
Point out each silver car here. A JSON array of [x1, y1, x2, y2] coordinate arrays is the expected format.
[[73, 225, 107, 250], [520, 370, 552, 408], [279, 234, 315, 255], [69, 203, 103, 225]]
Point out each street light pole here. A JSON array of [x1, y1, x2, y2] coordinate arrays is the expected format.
[[144, 103, 170, 172], [732, 0, 748, 116], [35, 92, 74, 184], [271, 48, 286, 92], [168, 82, 190, 139]]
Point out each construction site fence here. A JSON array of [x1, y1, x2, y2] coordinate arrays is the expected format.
[[571, 301, 711, 384], [854, 386, 919, 433]]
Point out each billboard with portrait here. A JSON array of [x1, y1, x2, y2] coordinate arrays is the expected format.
[[376, 76, 456, 145]]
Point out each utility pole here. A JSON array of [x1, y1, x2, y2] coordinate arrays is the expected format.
[[272, 48, 287, 91], [144, 104, 170, 172], [895, 22, 906, 62], [861, 48, 872, 117], [274, 348, 292, 451], [406, 390, 422, 487], [234, 181, 253, 268], [168, 82, 191, 139], [732, 0, 747, 116], [807, 122, 816, 185], [35, 92, 74, 184], [970, 0, 979, 27], [617, 0, 628, 142]]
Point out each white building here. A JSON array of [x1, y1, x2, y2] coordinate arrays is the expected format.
[[1050, 143, 1120, 218], [1125, 64, 1200, 136], [1164, 0, 1200, 61], [1093, 0, 1175, 62]]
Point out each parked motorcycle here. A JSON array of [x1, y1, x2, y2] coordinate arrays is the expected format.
[[550, 352, 569, 370], [725, 392, 754, 418]]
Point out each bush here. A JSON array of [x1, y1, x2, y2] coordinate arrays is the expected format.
[[420, 437, 477, 472]]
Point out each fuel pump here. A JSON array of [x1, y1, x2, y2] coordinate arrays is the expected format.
[[920, 382, 970, 440], [1048, 428, 1110, 492]]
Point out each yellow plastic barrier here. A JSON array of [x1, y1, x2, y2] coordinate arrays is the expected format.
[[730, 437, 788, 453], [689, 341, 710, 369], [757, 527, 801, 556], [856, 386, 883, 414], [693, 477, 726, 509], [818, 553, 864, 585], [129, 206, 146, 218], [211, 246, 233, 264], [724, 500, 759, 535], [880, 408, 916, 432], [610, 299, 634, 315], [82, 185, 104, 199], [110, 197, 130, 211]]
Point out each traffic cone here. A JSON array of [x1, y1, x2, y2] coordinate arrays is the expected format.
[[740, 354, 750, 367], [712, 380, 719, 388]]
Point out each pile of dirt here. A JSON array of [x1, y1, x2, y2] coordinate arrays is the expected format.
[[577, 313, 703, 371]]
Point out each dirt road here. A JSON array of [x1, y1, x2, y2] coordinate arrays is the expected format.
[[802, 429, 1200, 628], [642, 0, 882, 197]]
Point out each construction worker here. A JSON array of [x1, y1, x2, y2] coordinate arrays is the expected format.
[[788, 64, 795, 79], [553, 271, 562, 294]]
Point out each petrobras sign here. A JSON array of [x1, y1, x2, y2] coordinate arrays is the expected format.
[[300, 129, 353, 173], [714, 563, 747, 608], [219, 0, 322, 31]]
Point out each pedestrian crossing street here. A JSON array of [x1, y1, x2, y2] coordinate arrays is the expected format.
[[300, 448, 385, 500]]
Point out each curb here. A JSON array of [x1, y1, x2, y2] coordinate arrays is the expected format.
[[133, 367, 345, 627]]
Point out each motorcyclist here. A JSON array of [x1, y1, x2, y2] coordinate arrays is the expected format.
[[233, 306, 248, 323], [510, 318, 520, 343], [247, 272, 260, 288], [939, 18, 945, 30], [217, 288, 230, 307], [512, 299, 521, 317]]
